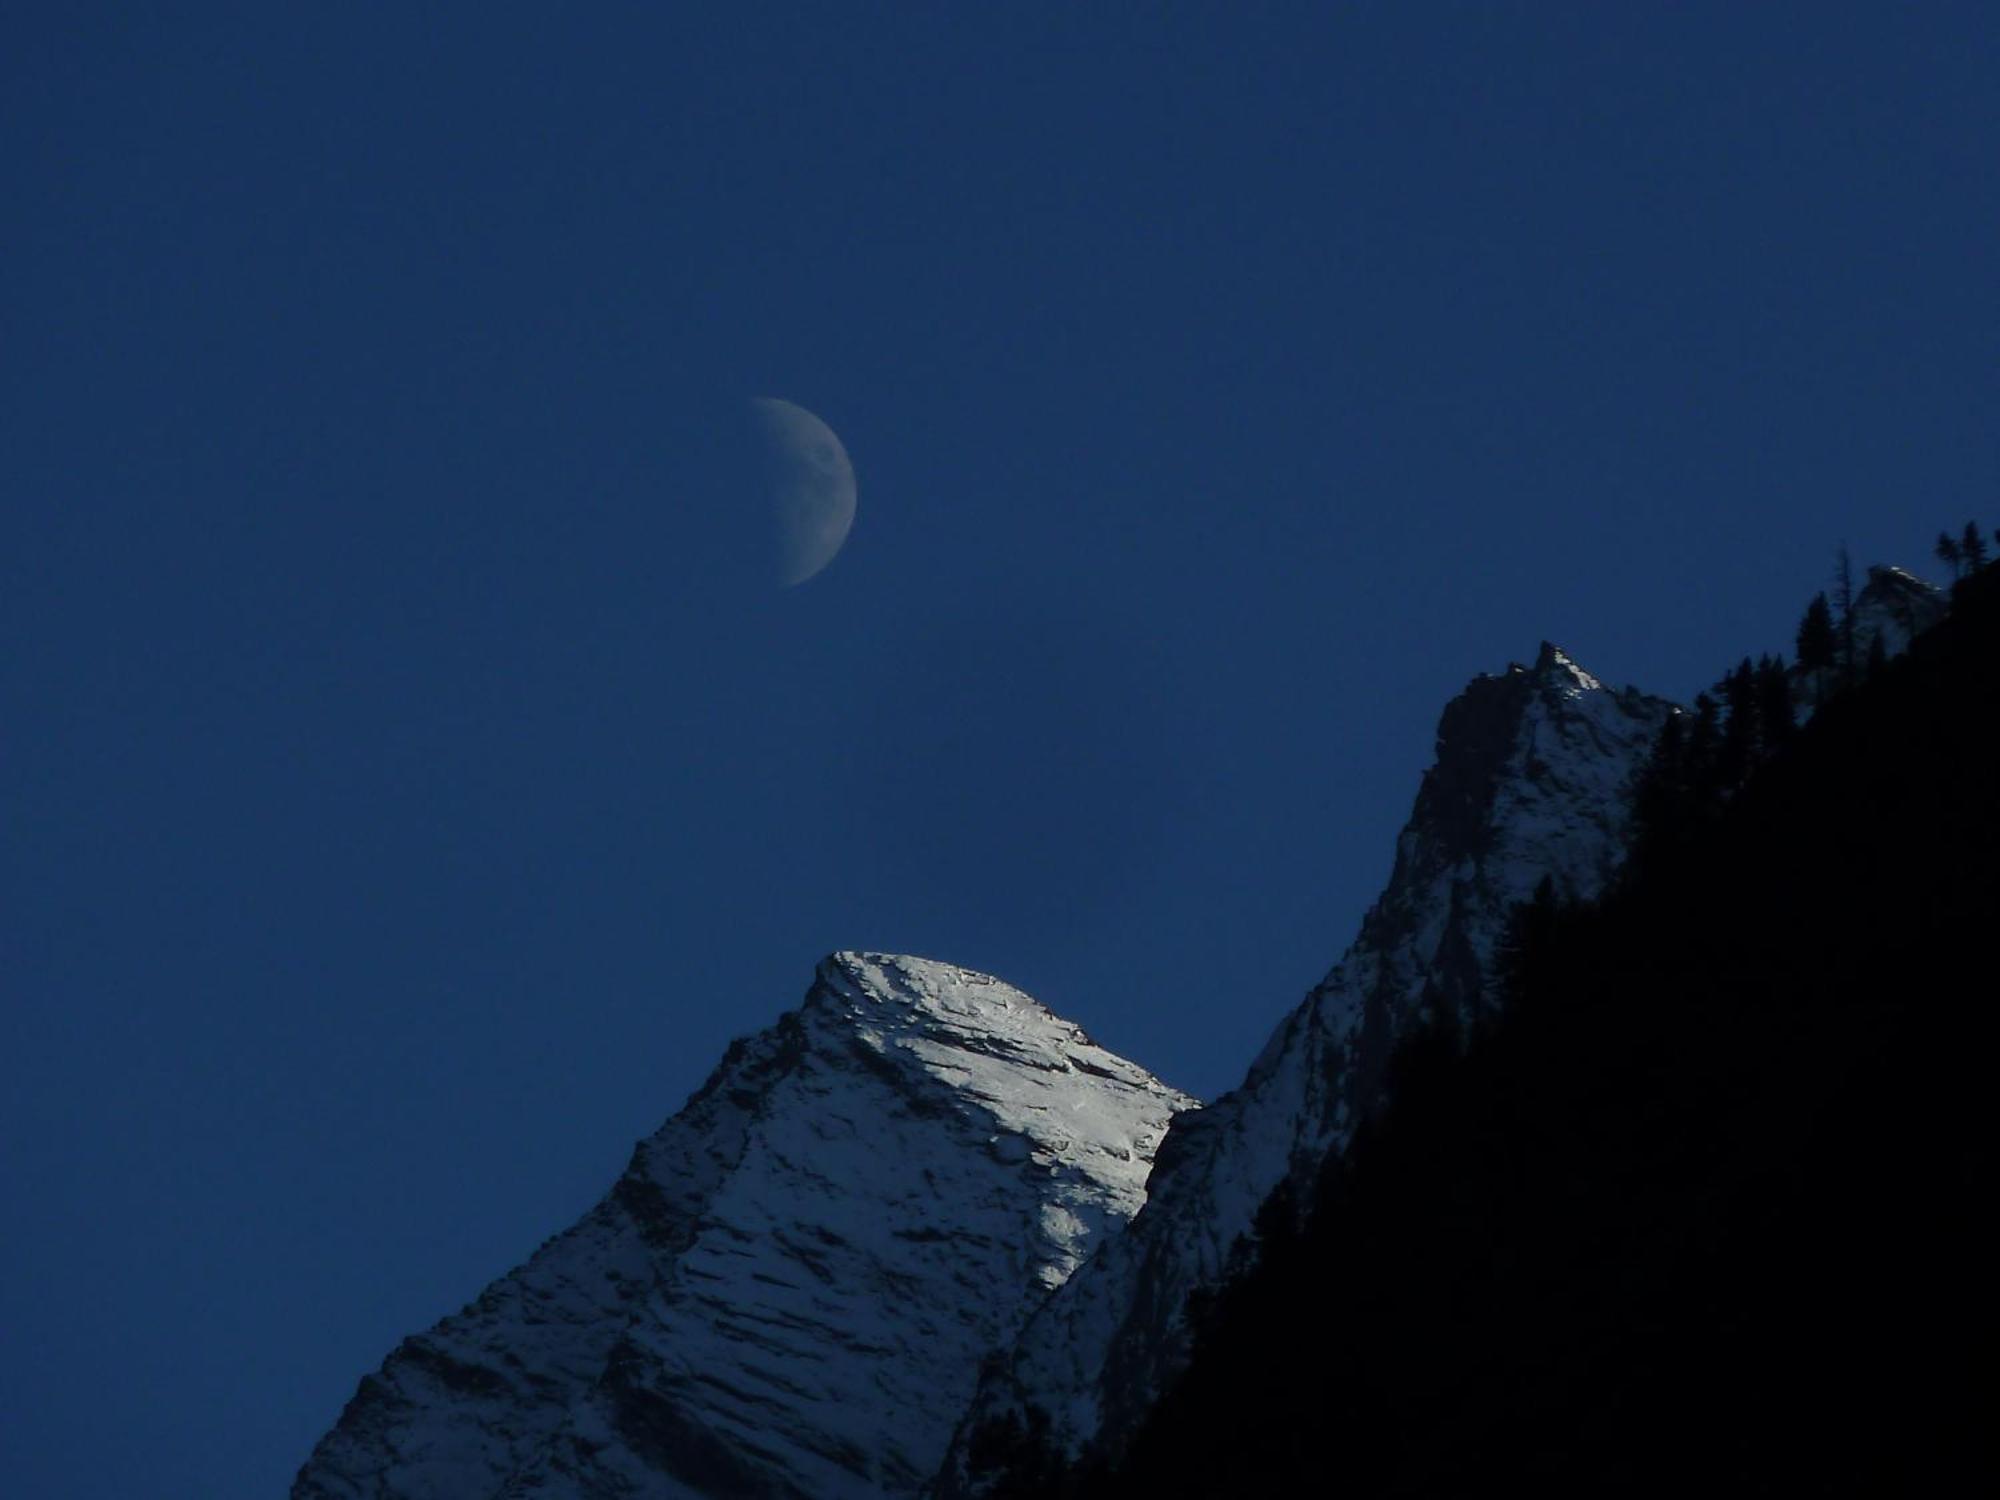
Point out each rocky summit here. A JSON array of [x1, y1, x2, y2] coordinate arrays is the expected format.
[[293, 953, 1193, 1500], [938, 644, 1677, 1492]]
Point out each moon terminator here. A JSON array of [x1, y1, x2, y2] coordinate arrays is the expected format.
[[752, 397, 857, 587]]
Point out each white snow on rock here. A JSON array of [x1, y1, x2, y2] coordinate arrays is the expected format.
[[294, 953, 1194, 1500], [1852, 565, 1947, 662], [936, 644, 1677, 1493]]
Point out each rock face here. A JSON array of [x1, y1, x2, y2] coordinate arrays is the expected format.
[[1852, 565, 1948, 663], [937, 645, 1677, 1492], [1791, 566, 1947, 710], [294, 953, 1194, 1500]]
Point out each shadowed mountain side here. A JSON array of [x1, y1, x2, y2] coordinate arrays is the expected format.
[[1079, 568, 1998, 1498], [937, 647, 1675, 1494]]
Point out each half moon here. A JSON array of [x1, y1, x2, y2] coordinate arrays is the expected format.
[[751, 397, 857, 587]]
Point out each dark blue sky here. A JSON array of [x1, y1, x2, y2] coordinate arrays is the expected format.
[[5, 6, 1994, 1495]]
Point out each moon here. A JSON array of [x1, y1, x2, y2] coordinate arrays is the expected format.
[[751, 397, 857, 587]]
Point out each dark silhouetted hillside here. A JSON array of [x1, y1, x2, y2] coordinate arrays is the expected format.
[[1087, 567, 1997, 1497]]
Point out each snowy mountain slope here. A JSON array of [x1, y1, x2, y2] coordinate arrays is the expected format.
[[937, 645, 1677, 1492], [294, 953, 1194, 1500]]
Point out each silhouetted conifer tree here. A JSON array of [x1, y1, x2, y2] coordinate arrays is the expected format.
[[1961, 521, 1989, 573], [1935, 531, 1963, 581], [1630, 712, 1689, 866], [1833, 545, 1857, 682], [1796, 592, 1836, 700], [1756, 654, 1794, 749], [1685, 692, 1722, 802], [1718, 658, 1758, 789], [1866, 632, 1888, 679]]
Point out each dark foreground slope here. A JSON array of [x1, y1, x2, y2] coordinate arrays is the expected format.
[[1091, 571, 1998, 1498]]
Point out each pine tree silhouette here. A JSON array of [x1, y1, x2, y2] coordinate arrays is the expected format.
[[1833, 545, 1857, 683], [1630, 712, 1689, 865], [1755, 654, 1794, 749], [1795, 592, 1836, 701], [1685, 692, 1722, 804], [1960, 521, 1989, 573], [1717, 658, 1758, 789], [1935, 530, 1963, 581]]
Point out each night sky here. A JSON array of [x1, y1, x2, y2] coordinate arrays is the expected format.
[[6, 6, 1996, 1496]]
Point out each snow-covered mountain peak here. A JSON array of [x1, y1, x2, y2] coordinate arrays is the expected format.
[[1866, 563, 1931, 593], [808, 952, 1195, 1263], [810, 951, 1028, 1027], [811, 951, 1141, 1085], [295, 954, 1191, 1500], [1529, 640, 1602, 693]]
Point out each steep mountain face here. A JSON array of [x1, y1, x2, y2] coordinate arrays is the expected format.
[[1851, 564, 1946, 660], [295, 953, 1194, 1500], [938, 645, 1677, 1493], [1093, 565, 1997, 1499]]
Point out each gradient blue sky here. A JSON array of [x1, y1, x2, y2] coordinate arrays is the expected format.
[[6, 6, 1995, 1495]]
